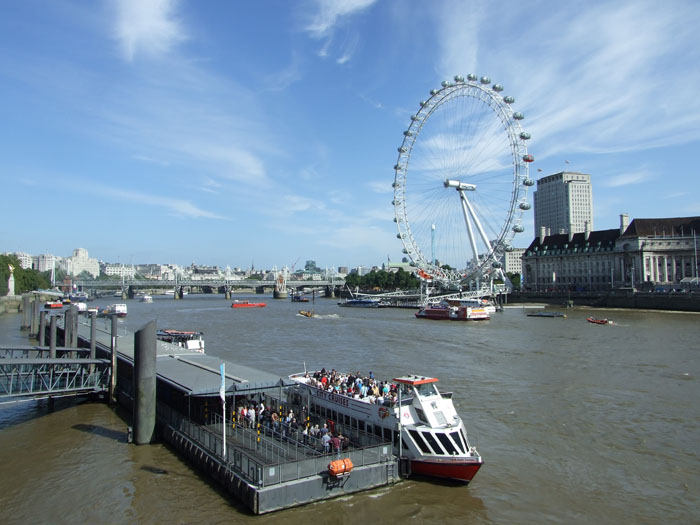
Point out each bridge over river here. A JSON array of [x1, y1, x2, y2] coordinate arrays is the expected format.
[[74, 277, 347, 299]]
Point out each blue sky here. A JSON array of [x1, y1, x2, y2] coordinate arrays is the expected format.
[[2, 0, 699, 269]]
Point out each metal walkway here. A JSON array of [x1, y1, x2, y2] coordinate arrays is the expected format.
[[0, 345, 110, 403]]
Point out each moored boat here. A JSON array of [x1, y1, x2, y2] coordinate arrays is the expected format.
[[231, 300, 266, 308], [289, 370, 483, 483], [156, 329, 205, 353], [415, 301, 490, 321], [44, 300, 64, 309], [99, 303, 127, 317], [139, 294, 153, 303], [337, 297, 383, 308], [527, 311, 567, 318]]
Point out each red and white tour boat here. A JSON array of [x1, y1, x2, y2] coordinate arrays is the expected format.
[[231, 300, 267, 308], [289, 371, 483, 483], [415, 300, 490, 321]]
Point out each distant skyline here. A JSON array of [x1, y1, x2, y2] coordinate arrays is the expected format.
[[2, 0, 699, 269]]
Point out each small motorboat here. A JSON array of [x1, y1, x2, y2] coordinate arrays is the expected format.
[[231, 300, 266, 308], [298, 310, 315, 318], [587, 317, 612, 325]]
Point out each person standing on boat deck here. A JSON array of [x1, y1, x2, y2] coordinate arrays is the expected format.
[[322, 432, 331, 453]]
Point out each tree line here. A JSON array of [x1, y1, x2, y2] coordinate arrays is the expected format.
[[344, 268, 420, 291]]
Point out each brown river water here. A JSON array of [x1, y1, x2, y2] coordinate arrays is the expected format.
[[0, 295, 698, 524]]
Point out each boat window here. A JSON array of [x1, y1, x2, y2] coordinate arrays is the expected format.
[[374, 426, 382, 438], [344, 414, 350, 425], [383, 427, 392, 442], [436, 432, 458, 455], [414, 407, 429, 424], [414, 383, 438, 397], [359, 421, 365, 432], [421, 431, 444, 455], [433, 411, 447, 426], [450, 431, 465, 454], [408, 429, 432, 454]]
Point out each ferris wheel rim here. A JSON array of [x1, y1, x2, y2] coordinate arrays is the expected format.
[[392, 75, 532, 285]]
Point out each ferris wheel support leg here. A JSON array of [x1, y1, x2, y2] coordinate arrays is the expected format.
[[461, 192, 493, 254], [459, 193, 480, 266]]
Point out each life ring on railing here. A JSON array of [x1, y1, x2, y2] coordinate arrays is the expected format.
[[378, 406, 390, 419]]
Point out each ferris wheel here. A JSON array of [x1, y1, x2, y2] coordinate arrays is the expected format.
[[392, 74, 535, 286]]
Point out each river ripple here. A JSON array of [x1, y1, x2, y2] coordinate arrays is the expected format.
[[0, 295, 698, 523]]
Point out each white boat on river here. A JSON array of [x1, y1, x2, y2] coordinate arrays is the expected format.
[[289, 370, 482, 483]]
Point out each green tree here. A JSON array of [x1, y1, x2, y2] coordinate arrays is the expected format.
[[0, 255, 50, 294], [506, 272, 521, 290]]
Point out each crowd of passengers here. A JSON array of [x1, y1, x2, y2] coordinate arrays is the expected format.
[[234, 401, 349, 454], [304, 368, 401, 406]]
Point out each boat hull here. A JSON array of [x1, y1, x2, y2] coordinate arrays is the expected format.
[[410, 458, 483, 483]]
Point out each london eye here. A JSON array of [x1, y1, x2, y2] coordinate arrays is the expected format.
[[392, 75, 534, 288]]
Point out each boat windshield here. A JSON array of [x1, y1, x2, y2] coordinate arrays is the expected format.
[[414, 382, 439, 397]]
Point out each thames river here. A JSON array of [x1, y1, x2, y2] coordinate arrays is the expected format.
[[0, 295, 698, 524]]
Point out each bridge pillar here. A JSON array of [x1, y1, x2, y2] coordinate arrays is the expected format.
[[64, 309, 73, 349], [21, 294, 31, 330], [70, 305, 79, 348], [255, 286, 265, 294], [324, 286, 336, 299], [121, 287, 128, 300], [49, 315, 57, 358], [110, 315, 118, 406], [31, 296, 40, 337], [133, 320, 157, 445], [224, 286, 231, 300], [128, 286, 135, 300], [39, 311, 47, 346], [90, 310, 97, 366]]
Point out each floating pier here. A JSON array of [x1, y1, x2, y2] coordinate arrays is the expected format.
[[46, 312, 401, 514]]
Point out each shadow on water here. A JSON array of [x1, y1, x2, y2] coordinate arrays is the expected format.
[[141, 465, 169, 475], [72, 422, 128, 442]]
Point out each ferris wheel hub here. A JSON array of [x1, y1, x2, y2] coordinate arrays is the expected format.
[[444, 179, 476, 191]]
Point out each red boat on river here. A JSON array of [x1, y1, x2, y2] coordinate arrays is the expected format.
[[231, 300, 266, 308], [587, 317, 612, 325]]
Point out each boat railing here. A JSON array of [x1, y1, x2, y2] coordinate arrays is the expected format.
[[157, 403, 393, 488]]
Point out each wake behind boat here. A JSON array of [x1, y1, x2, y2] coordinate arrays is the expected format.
[[289, 369, 482, 483]]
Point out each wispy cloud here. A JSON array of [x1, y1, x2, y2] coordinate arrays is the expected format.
[[601, 170, 653, 188], [433, 1, 700, 160], [113, 0, 187, 62], [303, 0, 376, 63], [77, 180, 228, 220]]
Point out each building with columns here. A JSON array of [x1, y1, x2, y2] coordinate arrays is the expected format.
[[522, 215, 700, 291]]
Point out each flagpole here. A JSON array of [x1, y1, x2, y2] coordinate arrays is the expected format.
[[220, 363, 226, 458]]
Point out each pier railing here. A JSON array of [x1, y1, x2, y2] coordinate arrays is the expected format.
[[157, 402, 394, 487]]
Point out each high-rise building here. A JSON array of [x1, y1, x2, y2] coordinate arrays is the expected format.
[[534, 171, 593, 237]]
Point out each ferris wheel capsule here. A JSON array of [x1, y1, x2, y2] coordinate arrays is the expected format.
[[492, 84, 504, 92], [394, 164, 402, 170], [503, 95, 515, 104], [513, 112, 524, 120], [513, 224, 525, 233], [519, 132, 531, 140], [467, 73, 478, 81], [480, 76, 491, 84], [523, 178, 535, 186], [419, 100, 427, 107], [403, 130, 413, 137], [519, 202, 532, 210], [430, 89, 438, 95], [454, 75, 465, 83], [398, 146, 406, 153], [523, 154, 534, 162]]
